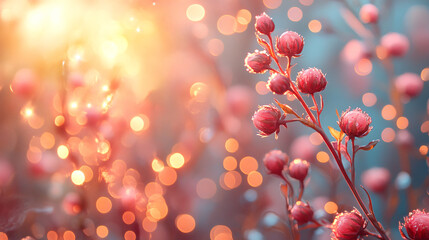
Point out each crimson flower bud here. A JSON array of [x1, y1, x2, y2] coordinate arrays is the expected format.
[[10, 69, 37, 98], [400, 209, 429, 240], [296, 68, 327, 94], [332, 209, 366, 240], [338, 108, 372, 138], [288, 159, 309, 181], [62, 192, 84, 215], [291, 201, 314, 225], [361, 167, 391, 193], [359, 4, 379, 24], [252, 105, 285, 137], [276, 31, 304, 58], [267, 73, 291, 95], [255, 12, 275, 35], [395, 130, 415, 150], [395, 73, 424, 99], [244, 51, 271, 74], [381, 32, 409, 57], [263, 150, 288, 176]]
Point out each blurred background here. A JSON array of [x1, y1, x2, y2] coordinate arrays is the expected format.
[[0, 0, 428, 239]]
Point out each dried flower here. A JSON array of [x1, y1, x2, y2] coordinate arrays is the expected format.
[[395, 73, 424, 99], [332, 209, 366, 240], [263, 150, 288, 176], [361, 167, 391, 193], [291, 201, 314, 225], [255, 12, 274, 35], [296, 68, 327, 94], [399, 209, 429, 240], [288, 159, 309, 181], [338, 108, 372, 138], [276, 31, 304, 58], [381, 32, 409, 57], [267, 73, 291, 95], [359, 4, 379, 24], [252, 105, 285, 137], [244, 51, 271, 74]]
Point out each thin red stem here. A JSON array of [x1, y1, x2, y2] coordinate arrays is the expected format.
[[310, 94, 321, 127], [298, 180, 304, 201], [351, 138, 356, 186], [314, 127, 390, 240]]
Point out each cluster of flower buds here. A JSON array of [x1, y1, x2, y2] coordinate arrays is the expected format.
[[399, 209, 429, 240], [338, 108, 372, 139]]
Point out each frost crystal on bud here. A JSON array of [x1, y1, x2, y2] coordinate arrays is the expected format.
[[263, 150, 288, 176], [244, 51, 271, 74], [255, 12, 275, 35], [276, 31, 304, 58], [338, 108, 372, 138], [296, 68, 327, 94], [252, 105, 285, 137]]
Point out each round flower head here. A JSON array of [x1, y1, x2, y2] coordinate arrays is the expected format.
[[338, 108, 372, 138], [332, 209, 366, 240], [381, 32, 409, 57], [361, 167, 391, 193], [359, 4, 379, 24], [252, 105, 286, 138], [276, 31, 304, 58], [263, 150, 288, 176], [296, 68, 327, 94], [267, 73, 291, 95], [244, 51, 271, 74], [399, 209, 429, 240], [288, 159, 309, 181], [291, 201, 314, 225], [395, 73, 424, 99], [255, 12, 275, 35]]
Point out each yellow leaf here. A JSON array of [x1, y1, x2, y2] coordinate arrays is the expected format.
[[328, 126, 344, 141]]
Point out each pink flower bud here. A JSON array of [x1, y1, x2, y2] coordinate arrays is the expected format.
[[288, 159, 309, 181], [255, 12, 275, 35], [359, 4, 379, 24], [332, 209, 366, 240], [339, 108, 372, 138], [62, 192, 84, 215], [263, 150, 288, 175], [381, 32, 409, 57], [395, 130, 414, 150], [267, 73, 291, 95], [400, 209, 429, 240], [10, 69, 37, 98], [244, 51, 271, 74], [68, 72, 85, 88], [395, 73, 424, 99], [252, 105, 285, 137], [291, 201, 314, 225], [276, 31, 304, 58], [296, 68, 327, 94], [226, 85, 255, 117], [290, 135, 316, 161], [361, 167, 391, 193]]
